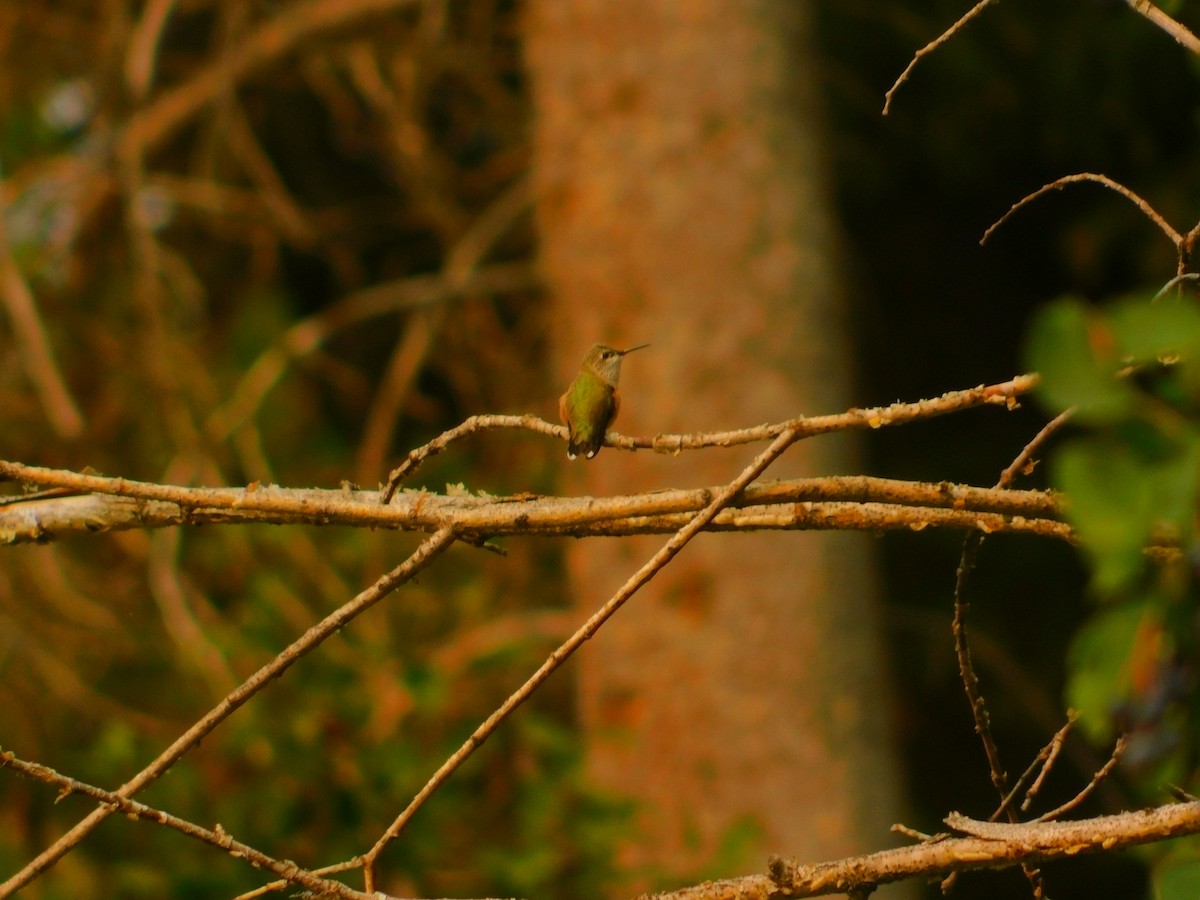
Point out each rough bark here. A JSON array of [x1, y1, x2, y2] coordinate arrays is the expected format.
[[526, 0, 906, 888]]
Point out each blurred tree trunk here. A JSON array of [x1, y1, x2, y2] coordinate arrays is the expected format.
[[525, 1, 906, 888]]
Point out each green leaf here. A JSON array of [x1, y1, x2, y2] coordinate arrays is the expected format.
[[1053, 441, 1150, 591], [1107, 295, 1200, 362], [1066, 602, 1151, 742], [1052, 433, 1200, 593], [1154, 855, 1200, 900], [1024, 297, 1135, 422]]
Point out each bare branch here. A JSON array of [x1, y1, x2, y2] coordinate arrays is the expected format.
[[0, 529, 455, 898], [1035, 733, 1129, 822], [0, 467, 1068, 546], [981, 172, 1181, 248], [0, 751, 372, 900], [383, 374, 1040, 495], [947, 408, 1077, 895], [360, 422, 811, 891], [990, 715, 1075, 823], [883, 0, 999, 115], [1126, 0, 1200, 54], [1019, 715, 1074, 814], [643, 802, 1200, 899], [997, 409, 1073, 489], [0, 189, 84, 439], [124, 0, 178, 100]]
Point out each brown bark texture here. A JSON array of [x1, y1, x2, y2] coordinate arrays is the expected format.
[[525, 0, 905, 887]]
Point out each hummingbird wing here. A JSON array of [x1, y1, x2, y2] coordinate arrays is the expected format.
[[558, 390, 580, 458], [580, 389, 618, 459]]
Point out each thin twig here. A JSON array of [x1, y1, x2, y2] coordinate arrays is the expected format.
[[990, 715, 1075, 823], [1126, 0, 1200, 54], [359, 423, 810, 891], [1036, 733, 1130, 822], [953, 411, 1077, 800], [882, 0, 999, 115], [382, 373, 1040, 498], [948, 411, 1078, 893], [996, 409, 1074, 489], [890, 823, 939, 842], [981, 173, 1180, 248], [1020, 714, 1075, 814], [124, 0, 178, 100], [675, 801, 1200, 900], [953, 532, 1005, 793], [0, 751, 371, 900], [229, 859, 368, 900], [0, 188, 85, 439], [1154, 272, 1200, 299], [0, 528, 455, 898]]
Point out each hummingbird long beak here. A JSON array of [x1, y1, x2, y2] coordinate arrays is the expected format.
[[618, 343, 650, 356]]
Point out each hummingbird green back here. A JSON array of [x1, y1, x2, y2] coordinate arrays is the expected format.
[[558, 342, 648, 459]]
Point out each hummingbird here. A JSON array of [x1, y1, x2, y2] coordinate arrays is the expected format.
[[558, 342, 650, 460]]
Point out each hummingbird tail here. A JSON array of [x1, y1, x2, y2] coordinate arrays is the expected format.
[[567, 435, 600, 460]]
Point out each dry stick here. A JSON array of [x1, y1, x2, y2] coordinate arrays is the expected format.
[[882, 0, 998, 115], [981, 172, 1181, 249], [952, 534, 1005, 793], [0, 751, 372, 900], [382, 373, 1040, 499], [648, 802, 1200, 899], [0, 462, 1068, 543], [1127, 0, 1200, 53], [0, 527, 455, 899], [359, 424, 809, 892], [0, 460, 1064, 524], [124, 0, 178, 100], [1019, 714, 1075, 814], [230, 860, 367, 900], [990, 715, 1076, 823], [953, 411, 1074, 799], [1155, 272, 1200, 299], [957, 411, 1075, 774], [0, 187, 85, 439], [0, 490, 1073, 547], [1035, 733, 1129, 823], [947, 410, 1074, 895], [997, 408, 1074, 490]]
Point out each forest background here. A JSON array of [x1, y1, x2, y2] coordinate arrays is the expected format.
[[2, 1, 1200, 899]]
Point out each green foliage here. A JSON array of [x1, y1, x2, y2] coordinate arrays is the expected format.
[[1028, 290, 1200, 892], [1027, 294, 1200, 592], [1066, 600, 1162, 744], [1027, 292, 1200, 790], [1153, 850, 1200, 900]]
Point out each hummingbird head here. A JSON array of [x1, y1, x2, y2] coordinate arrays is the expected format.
[[584, 342, 649, 386]]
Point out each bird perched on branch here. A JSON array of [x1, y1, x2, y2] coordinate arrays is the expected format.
[[558, 342, 649, 459]]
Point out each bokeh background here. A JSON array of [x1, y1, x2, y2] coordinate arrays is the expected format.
[[2, 1, 1199, 897]]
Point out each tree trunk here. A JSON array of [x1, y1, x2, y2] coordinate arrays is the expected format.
[[526, 0, 904, 887]]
